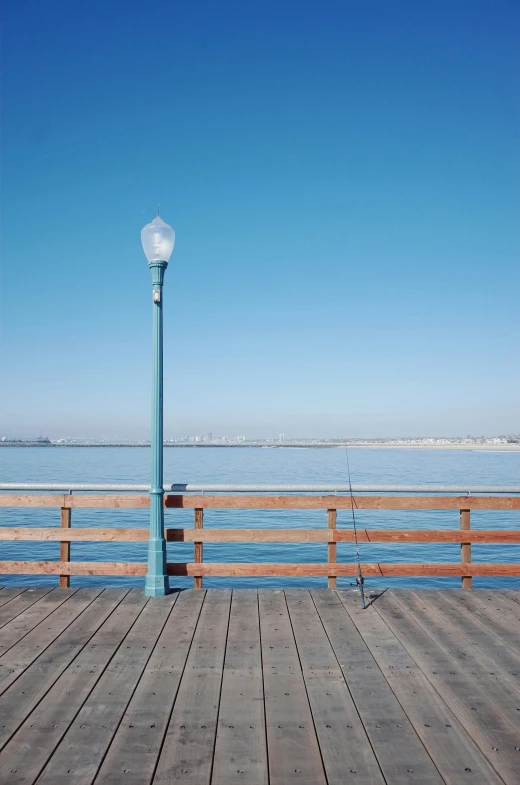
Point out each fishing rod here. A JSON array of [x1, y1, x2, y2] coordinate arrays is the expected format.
[[345, 447, 366, 609]]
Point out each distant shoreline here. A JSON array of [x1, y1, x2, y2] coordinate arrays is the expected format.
[[1, 442, 519, 451]]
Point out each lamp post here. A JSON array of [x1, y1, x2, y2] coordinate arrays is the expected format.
[[141, 215, 175, 596]]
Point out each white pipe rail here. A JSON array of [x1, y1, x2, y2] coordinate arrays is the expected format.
[[1, 483, 520, 494]]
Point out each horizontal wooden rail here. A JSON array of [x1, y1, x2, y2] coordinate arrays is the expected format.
[[166, 563, 520, 578], [2, 527, 520, 543], [1, 561, 519, 577], [1, 494, 520, 510], [1, 493, 519, 587], [0, 561, 147, 575]]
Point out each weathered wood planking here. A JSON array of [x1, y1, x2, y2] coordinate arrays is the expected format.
[[153, 591, 232, 785], [94, 590, 205, 785], [259, 590, 327, 785], [211, 591, 268, 785], [464, 589, 520, 633], [35, 594, 177, 785], [311, 589, 445, 784], [440, 589, 520, 650], [0, 587, 28, 608], [0, 588, 77, 658], [0, 588, 105, 699], [285, 589, 386, 784], [0, 589, 138, 771], [419, 591, 520, 686], [338, 590, 505, 785], [1, 493, 520, 509], [373, 591, 520, 784], [391, 590, 520, 727], [3, 526, 520, 542], [0, 587, 518, 783], [0, 587, 53, 628]]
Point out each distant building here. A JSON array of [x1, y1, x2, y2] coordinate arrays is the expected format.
[[279, 434, 285, 442]]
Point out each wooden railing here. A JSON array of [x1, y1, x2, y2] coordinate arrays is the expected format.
[[1, 494, 520, 588]]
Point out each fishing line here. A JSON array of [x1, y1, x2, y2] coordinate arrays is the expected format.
[[345, 447, 366, 609]]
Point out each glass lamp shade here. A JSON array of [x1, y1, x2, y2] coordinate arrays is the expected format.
[[141, 216, 175, 263]]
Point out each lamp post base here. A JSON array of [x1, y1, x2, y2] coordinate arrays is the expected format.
[[145, 575, 170, 597], [145, 532, 170, 596]]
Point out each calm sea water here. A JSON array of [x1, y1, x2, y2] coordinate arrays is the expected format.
[[1, 446, 519, 589]]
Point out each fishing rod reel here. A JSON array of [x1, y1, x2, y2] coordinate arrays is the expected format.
[[344, 446, 367, 610], [350, 575, 366, 609]]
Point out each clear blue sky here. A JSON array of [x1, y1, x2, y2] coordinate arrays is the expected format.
[[1, 0, 518, 439]]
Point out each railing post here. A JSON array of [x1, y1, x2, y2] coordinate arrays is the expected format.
[[460, 508, 472, 588], [60, 507, 71, 588], [327, 509, 337, 588], [194, 508, 203, 589]]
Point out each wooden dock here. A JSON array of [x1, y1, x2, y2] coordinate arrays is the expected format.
[[0, 587, 519, 784]]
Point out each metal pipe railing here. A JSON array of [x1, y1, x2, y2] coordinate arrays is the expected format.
[[1, 482, 520, 494]]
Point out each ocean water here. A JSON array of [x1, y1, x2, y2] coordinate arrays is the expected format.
[[1, 446, 519, 589]]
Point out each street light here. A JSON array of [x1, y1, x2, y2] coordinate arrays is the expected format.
[[141, 215, 175, 596]]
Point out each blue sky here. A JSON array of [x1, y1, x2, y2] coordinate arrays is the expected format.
[[1, 0, 518, 438]]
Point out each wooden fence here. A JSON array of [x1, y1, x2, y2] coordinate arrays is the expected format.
[[1, 494, 520, 589]]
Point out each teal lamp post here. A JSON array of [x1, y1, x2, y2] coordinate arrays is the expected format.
[[141, 215, 175, 596]]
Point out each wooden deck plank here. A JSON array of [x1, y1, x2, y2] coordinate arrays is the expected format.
[[373, 591, 520, 785], [0, 587, 517, 784], [420, 590, 520, 686], [0, 590, 145, 783], [259, 589, 327, 785], [441, 589, 520, 648], [501, 589, 520, 606], [0, 589, 130, 752], [311, 589, 445, 785], [0, 587, 28, 608], [0, 587, 53, 628], [338, 590, 504, 785], [35, 593, 177, 785], [468, 590, 520, 633], [93, 589, 205, 785], [0, 588, 104, 696], [0, 588, 78, 657], [402, 590, 520, 721], [211, 590, 268, 785], [285, 589, 386, 784], [153, 590, 232, 785]]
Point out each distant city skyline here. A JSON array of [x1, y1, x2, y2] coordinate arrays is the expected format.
[[2, 429, 519, 443]]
